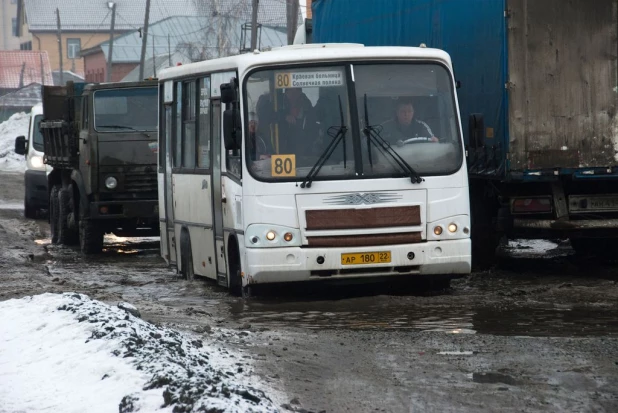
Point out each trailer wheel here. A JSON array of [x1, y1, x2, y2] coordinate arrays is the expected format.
[[227, 239, 243, 297], [570, 238, 618, 258], [470, 183, 499, 270], [58, 188, 78, 245], [79, 218, 104, 254], [180, 232, 195, 281], [49, 185, 60, 244]]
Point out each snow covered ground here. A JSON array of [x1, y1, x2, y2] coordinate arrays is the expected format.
[[0, 112, 29, 173], [0, 293, 277, 413]]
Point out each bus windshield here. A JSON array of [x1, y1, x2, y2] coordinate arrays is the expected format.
[[94, 87, 158, 132], [244, 62, 461, 182]]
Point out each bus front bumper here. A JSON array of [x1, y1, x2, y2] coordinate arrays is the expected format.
[[244, 239, 471, 285]]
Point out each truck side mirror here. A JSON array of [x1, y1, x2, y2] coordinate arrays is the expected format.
[[468, 113, 485, 148], [223, 107, 241, 151], [221, 82, 236, 104], [14, 136, 26, 155]]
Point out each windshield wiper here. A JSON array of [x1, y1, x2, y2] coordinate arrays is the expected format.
[[362, 94, 423, 184], [301, 96, 348, 188], [98, 125, 151, 137]]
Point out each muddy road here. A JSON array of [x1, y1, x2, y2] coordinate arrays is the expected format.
[[1, 171, 618, 412]]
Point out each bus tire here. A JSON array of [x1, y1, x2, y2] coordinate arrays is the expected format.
[[470, 184, 499, 270], [58, 188, 78, 245], [180, 232, 195, 281], [227, 239, 243, 297], [49, 185, 60, 244], [79, 218, 104, 254]]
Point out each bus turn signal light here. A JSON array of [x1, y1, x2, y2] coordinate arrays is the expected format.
[[283, 232, 293, 242], [433, 226, 443, 236]]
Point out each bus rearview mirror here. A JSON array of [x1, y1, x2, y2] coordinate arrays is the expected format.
[[221, 83, 236, 104], [468, 113, 485, 148], [223, 108, 241, 151]]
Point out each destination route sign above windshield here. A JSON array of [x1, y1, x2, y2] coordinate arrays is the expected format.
[[275, 70, 344, 89]]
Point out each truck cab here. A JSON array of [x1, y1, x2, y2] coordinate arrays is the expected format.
[[42, 80, 159, 253], [14, 103, 51, 218]]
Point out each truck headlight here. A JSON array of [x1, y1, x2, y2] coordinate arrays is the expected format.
[[105, 176, 118, 189], [30, 155, 44, 169]]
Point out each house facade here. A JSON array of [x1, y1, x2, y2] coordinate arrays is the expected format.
[[0, 0, 32, 50]]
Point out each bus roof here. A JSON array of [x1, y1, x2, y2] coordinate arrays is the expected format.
[[157, 44, 453, 81]]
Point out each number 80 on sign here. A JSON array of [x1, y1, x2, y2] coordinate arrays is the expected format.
[[271, 154, 296, 177]]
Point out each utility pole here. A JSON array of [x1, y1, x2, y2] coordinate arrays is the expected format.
[[250, 0, 259, 51], [286, 0, 299, 45], [56, 8, 63, 85], [106, 2, 117, 82], [139, 0, 151, 80]]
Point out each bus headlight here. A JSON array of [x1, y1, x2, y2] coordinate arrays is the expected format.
[[245, 224, 301, 248], [105, 176, 118, 189], [448, 223, 458, 233]]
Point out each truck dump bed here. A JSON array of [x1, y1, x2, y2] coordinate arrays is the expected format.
[[40, 82, 85, 169]]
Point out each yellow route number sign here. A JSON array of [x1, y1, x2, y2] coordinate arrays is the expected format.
[[271, 154, 296, 177]]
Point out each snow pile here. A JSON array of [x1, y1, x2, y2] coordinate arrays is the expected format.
[[0, 112, 29, 172], [0, 293, 276, 413]]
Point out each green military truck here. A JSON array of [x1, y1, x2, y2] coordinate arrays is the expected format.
[[41, 81, 159, 254]]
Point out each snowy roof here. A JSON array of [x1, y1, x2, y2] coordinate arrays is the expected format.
[[0, 51, 54, 90], [51, 70, 85, 86], [23, 0, 296, 32], [0, 83, 42, 109], [84, 15, 288, 64]]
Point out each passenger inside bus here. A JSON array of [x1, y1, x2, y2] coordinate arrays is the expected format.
[[247, 112, 272, 160], [277, 87, 320, 156]]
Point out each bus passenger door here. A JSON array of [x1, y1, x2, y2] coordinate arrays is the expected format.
[[164, 104, 177, 264], [211, 100, 227, 286]]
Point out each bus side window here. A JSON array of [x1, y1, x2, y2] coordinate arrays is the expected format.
[[197, 77, 211, 169], [174, 82, 182, 168], [182, 80, 197, 169]]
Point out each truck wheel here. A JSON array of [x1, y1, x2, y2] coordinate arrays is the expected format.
[[49, 185, 60, 244], [58, 188, 79, 245], [79, 219, 104, 254], [24, 197, 37, 219], [228, 240, 243, 297]]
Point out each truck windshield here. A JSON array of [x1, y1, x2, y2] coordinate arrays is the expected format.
[[245, 65, 355, 181], [94, 87, 157, 132], [32, 114, 44, 152], [244, 62, 462, 182]]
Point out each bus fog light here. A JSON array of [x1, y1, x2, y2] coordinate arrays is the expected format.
[[448, 223, 458, 233], [463, 227, 470, 235], [283, 232, 293, 242], [250, 236, 259, 244], [434, 226, 443, 236], [316, 256, 325, 265], [266, 231, 276, 241], [407, 252, 415, 260], [105, 176, 118, 189]]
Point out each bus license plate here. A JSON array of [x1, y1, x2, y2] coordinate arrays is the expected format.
[[341, 251, 391, 265]]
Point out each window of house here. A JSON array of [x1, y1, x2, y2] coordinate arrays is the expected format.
[[197, 77, 211, 169], [182, 80, 197, 168], [11, 0, 18, 4], [67, 39, 81, 59], [12, 18, 18, 37]]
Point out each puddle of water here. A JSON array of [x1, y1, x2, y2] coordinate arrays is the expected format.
[[230, 297, 618, 337]]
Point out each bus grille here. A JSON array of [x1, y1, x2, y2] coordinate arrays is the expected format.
[[124, 172, 157, 192]]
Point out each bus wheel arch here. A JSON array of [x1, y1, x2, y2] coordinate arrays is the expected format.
[[179, 227, 194, 281]]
